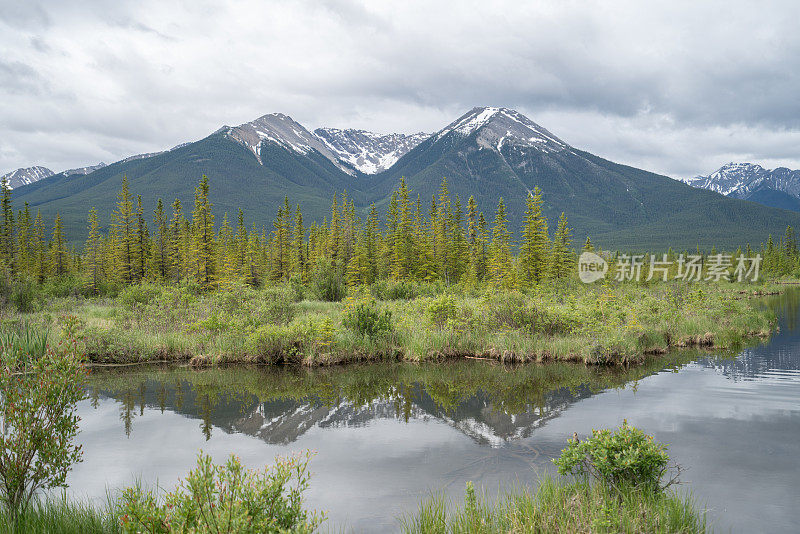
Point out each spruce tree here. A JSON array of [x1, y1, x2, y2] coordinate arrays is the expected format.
[[550, 212, 573, 278], [488, 198, 513, 288], [191, 175, 216, 288], [85, 207, 103, 293]]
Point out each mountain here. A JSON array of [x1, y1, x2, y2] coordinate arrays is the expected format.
[[11, 107, 800, 249], [314, 128, 429, 174], [1, 166, 54, 189], [684, 163, 800, 211], [63, 163, 107, 177], [367, 106, 800, 249]]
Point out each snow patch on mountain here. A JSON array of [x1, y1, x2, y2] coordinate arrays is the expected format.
[[436, 106, 569, 154], [684, 162, 800, 199], [0, 166, 54, 189], [314, 128, 429, 174], [63, 162, 107, 176], [223, 113, 355, 175]]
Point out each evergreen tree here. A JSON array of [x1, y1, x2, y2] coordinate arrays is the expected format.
[[550, 212, 573, 278], [191, 175, 216, 288], [519, 187, 550, 284], [85, 207, 103, 293], [0, 176, 13, 266], [488, 198, 513, 288], [51, 213, 67, 276], [111, 177, 137, 284], [153, 199, 169, 280]]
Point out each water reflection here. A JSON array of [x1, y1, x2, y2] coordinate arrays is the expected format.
[[72, 291, 800, 532], [87, 356, 696, 447]]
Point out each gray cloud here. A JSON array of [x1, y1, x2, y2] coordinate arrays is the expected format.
[[1, 0, 799, 178]]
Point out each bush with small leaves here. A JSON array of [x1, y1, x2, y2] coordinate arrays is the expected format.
[[0, 329, 86, 521], [425, 295, 458, 329], [554, 421, 675, 492], [118, 451, 324, 534], [342, 298, 393, 340]]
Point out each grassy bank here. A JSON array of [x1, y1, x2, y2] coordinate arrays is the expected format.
[[1, 478, 706, 534], [3, 278, 778, 367], [403, 477, 706, 534]]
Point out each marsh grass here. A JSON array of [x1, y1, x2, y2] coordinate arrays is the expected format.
[[7, 278, 780, 367], [402, 477, 707, 534], [0, 496, 121, 534]]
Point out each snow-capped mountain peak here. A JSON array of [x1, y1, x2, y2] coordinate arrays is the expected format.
[[436, 106, 569, 154], [0, 166, 54, 189], [222, 113, 356, 174], [683, 162, 800, 201], [314, 128, 429, 174], [222, 113, 431, 175]]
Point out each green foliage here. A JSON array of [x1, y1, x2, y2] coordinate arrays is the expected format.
[[425, 294, 458, 329], [118, 451, 323, 534], [0, 332, 86, 521], [554, 420, 672, 491], [259, 286, 297, 324], [310, 259, 345, 302], [119, 283, 165, 310], [342, 297, 393, 340], [402, 475, 706, 534]]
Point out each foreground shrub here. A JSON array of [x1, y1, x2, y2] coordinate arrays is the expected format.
[[118, 451, 324, 533], [342, 297, 393, 340], [0, 330, 86, 521], [554, 420, 676, 491]]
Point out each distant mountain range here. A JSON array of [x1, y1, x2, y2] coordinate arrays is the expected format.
[[6, 106, 800, 249], [683, 163, 800, 212]]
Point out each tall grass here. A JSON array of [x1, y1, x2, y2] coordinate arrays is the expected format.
[[0, 497, 120, 534], [402, 477, 707, 534]]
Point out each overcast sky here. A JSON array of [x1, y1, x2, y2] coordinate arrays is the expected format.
[[2, 0, 800, 178]]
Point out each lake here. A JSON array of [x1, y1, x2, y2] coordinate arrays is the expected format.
[[69, 291, 800, 532]]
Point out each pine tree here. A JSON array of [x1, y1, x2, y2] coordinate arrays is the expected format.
[[191, 175, 216, 288], [582, 236, 594, 252], [85, 207, 103, 293], [519, 188, 550, 284], [32, 210, 46, 283], [15, 203, 31, 278], [0, 176, 13, 267], [550, 212, 573, 278], [291, 204, 306, 282], [169, 199, 185, 281], [153, 199, 169, 280], [51, 213, 67, 276], [488, 198, 513, 288], [111, 176, 137, 284]]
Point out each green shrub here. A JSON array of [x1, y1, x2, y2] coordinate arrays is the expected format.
[[425, 295, 458, 328], [260, 286, 297, 324], [10, 278, 40, 313], [554, 421, 673, 491], [342, 298, 393, 340], [118, 451, 324, 533], [119, 283, 164, 310], [41, 276, 83, 299], [0, 339, 86, 521], [310, 259, 345, 302]]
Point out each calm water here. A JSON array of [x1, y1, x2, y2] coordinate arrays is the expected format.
[[70, 292, 800, 532]]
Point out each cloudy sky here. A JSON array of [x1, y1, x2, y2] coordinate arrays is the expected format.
[[2, 0, 800, 178]]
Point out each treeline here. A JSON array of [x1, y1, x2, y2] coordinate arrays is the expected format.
[[0, 175, 576, 294], [1, 172, 798, 296]]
